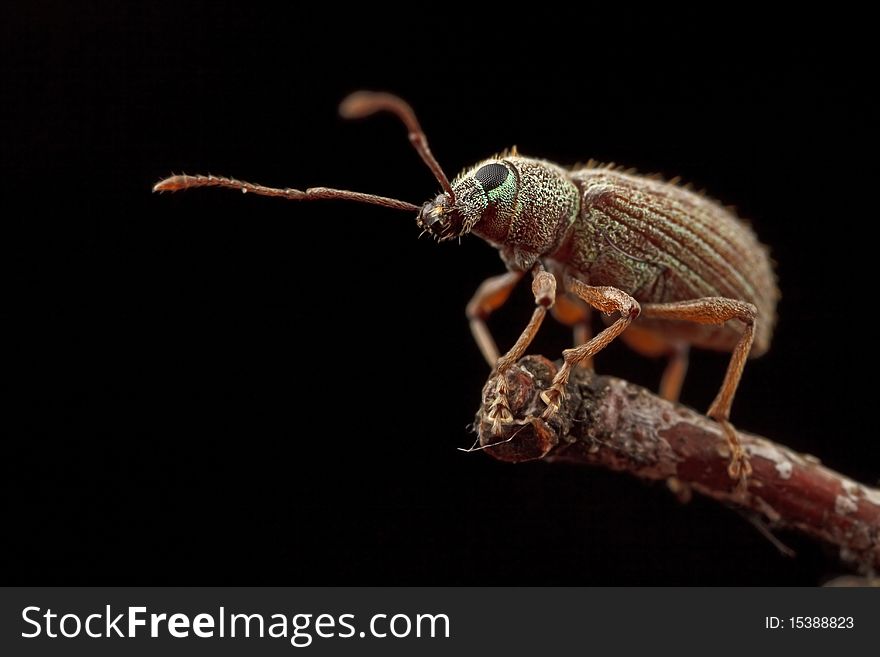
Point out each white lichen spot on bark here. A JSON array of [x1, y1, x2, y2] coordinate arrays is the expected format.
[[775, 460, 793, 479], [835, 494, 858, 516], [745, 440, 799, 478]]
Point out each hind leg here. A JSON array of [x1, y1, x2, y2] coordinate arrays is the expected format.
[[641, 298, 758, 485]]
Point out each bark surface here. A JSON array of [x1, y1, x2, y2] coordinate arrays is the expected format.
[[476, 356, 880, 572]]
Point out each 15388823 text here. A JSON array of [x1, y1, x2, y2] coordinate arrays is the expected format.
[[764, 617, 854, 629]]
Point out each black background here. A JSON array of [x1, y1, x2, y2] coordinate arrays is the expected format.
[[5, 4, 875, 584]]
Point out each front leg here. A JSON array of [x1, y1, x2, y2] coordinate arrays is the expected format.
[[541, 278, 640, 417], [482, 265, 556, 435], [466, 271, 524, 367]]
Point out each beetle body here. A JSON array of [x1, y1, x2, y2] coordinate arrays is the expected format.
[[421, 155, 777, 357]]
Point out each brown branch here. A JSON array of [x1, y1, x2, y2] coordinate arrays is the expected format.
[[476, 356, 880, 572]]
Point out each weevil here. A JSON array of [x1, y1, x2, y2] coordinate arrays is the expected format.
[[154, 91, 778, 483]]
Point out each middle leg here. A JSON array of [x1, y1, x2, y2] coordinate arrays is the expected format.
[[660, 342, 690, 403], [551, 291, 594, 369], [541, 278, 640, 417], [620, 325, 690, 402]]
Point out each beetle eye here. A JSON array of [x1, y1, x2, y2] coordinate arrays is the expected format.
[[474, 163, 509, 192]]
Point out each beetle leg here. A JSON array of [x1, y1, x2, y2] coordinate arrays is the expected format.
[[659, 342, 690, 402], [551, 292, 593, 369], [541, 279, 640, 418], [466, 271, 524, 367], [619, 326, 689, 400], [641, 298, 758, 487], [482, 267, 555, 436]]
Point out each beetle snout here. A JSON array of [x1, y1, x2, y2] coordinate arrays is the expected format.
[[417, 194, 468, 241], [419, 202, 443, 228], [417, 198, 451, 237]]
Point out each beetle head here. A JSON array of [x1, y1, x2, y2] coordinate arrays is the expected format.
[[417, 159, 520, 241]]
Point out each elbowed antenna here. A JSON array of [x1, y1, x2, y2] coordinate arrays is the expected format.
[[339, 91, 455, 203], [153, 90, 452, 212]]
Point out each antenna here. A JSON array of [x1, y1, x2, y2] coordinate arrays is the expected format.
[[153, 174, 418, 212], [339, 91, 455, 203], [153, 91, 452, 212]]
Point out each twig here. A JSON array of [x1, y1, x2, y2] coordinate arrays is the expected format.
[[476, 356, 880, 572]]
